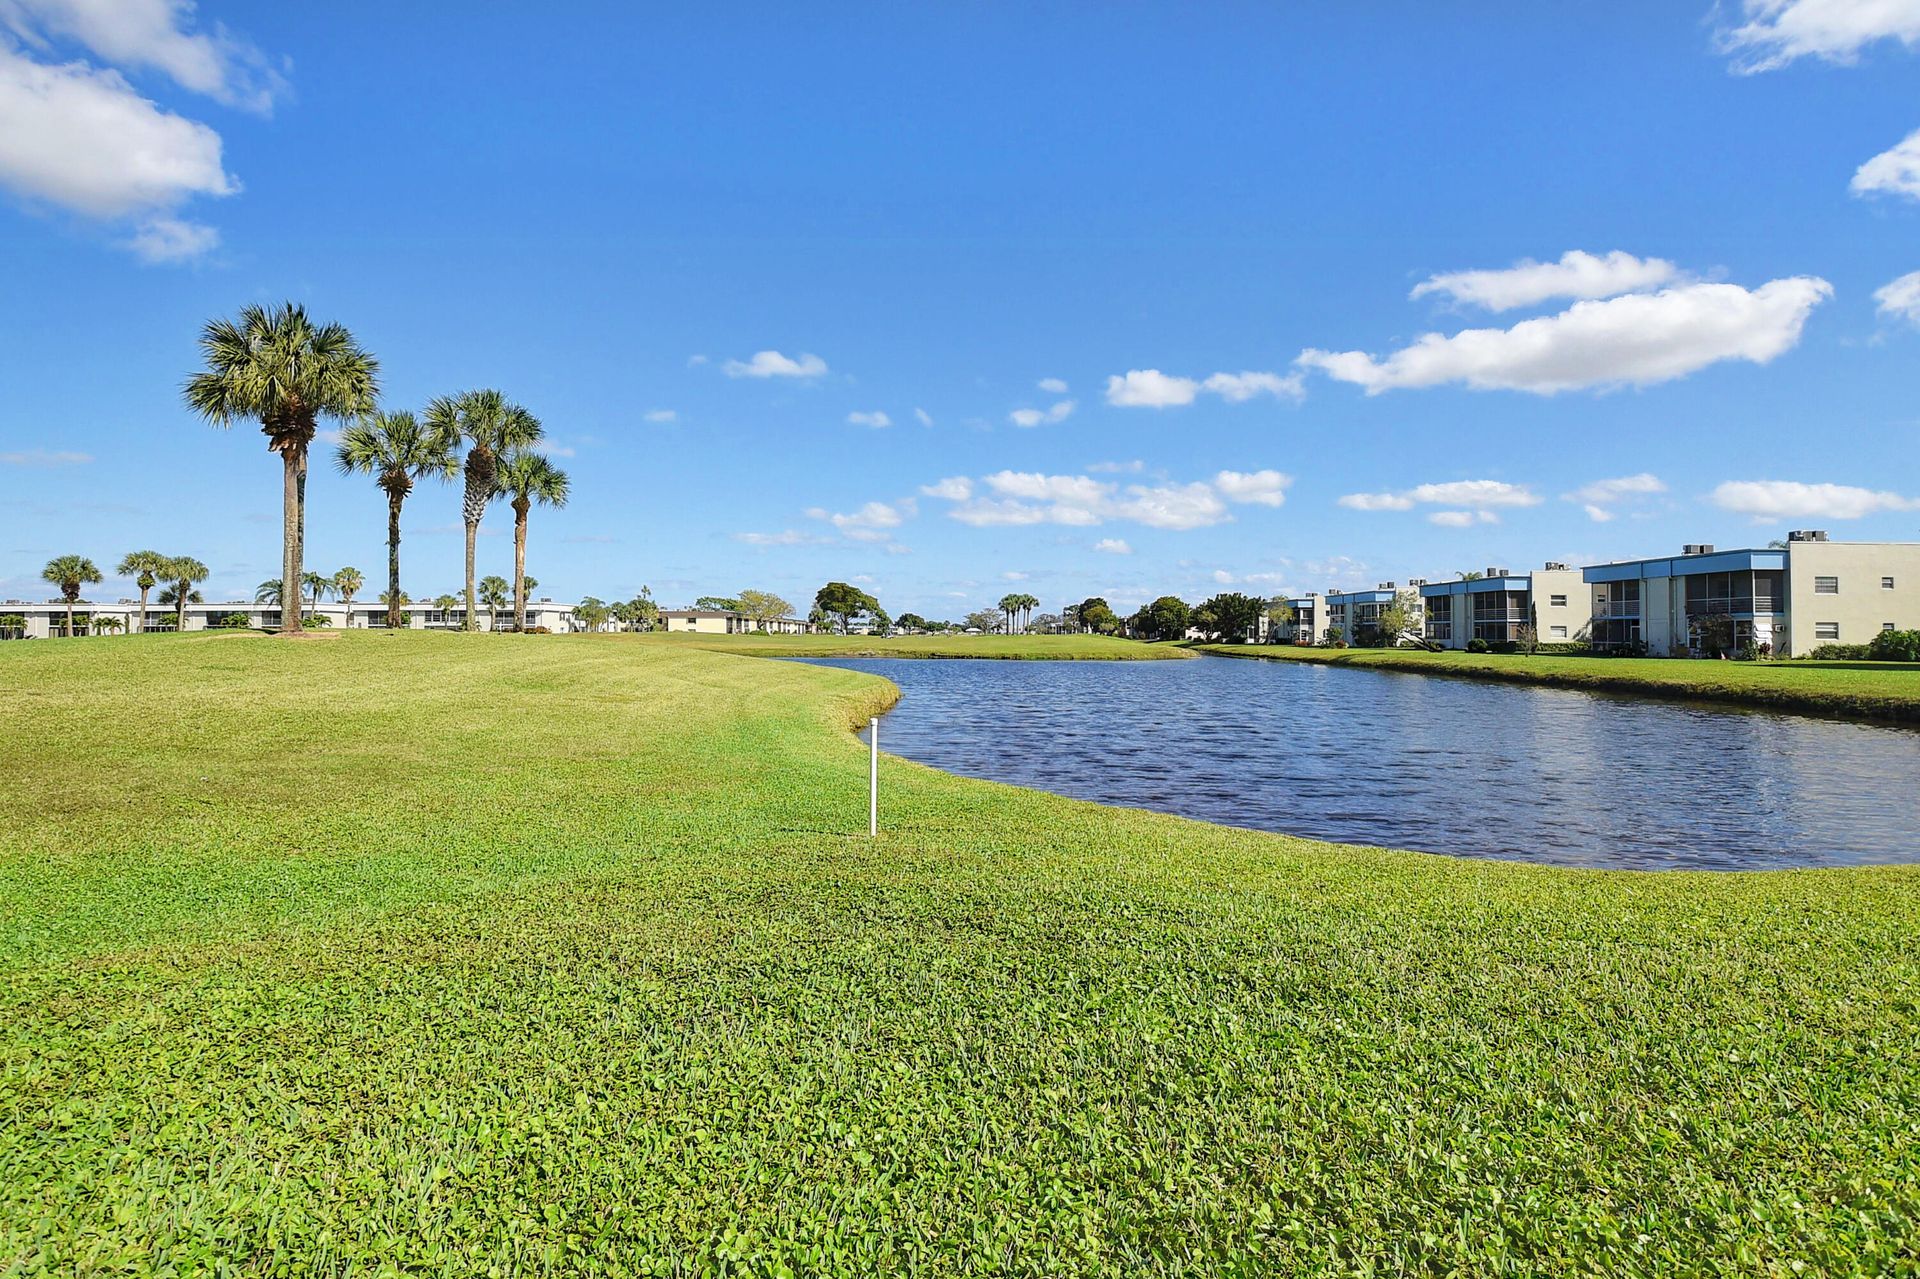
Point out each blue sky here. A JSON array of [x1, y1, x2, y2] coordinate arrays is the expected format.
[[3, 1, 1919, 619]]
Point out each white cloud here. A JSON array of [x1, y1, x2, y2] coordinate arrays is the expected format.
[[643, 408, 677, 423], [913, 406, 933, 427], [0, 43, 235, 222], [1212, 469, 1292, 507], [1200, 370, 1305, 402], [1093, 538, 1131, 554], [1110, 482, 1227, 530], [809, 499, 913, 542], [1037, 377, 1068, 393], [124, 214, 216, 261], [940, 470, 1229, 531], [1001, 570, 1028, 581], [1718, 0, 1920, 71], [919, 475, 971, 501], [1710, 479, 1920, 521], [1008, 399, 1074, 428], [1341, 479, 1539, 525], [1853, 127, 1920, 201], [1105, 369, 1199, 408], [1087, 459, 1146, 474], [0, 0, 285, 110], [1583, 504, 1615, 523], [723, 349, 828, 379], [847, 410, 891, 428], [733, 529, 832, 548], [1107, 367, 1302, 407], [1569, 473, 1666, 505], [1427, 510, 1490, 528], [1410, 250, 1678, 312], [1875, 270, 1920, 324], [1299, 277, 1831, 395], [1337, 492, 1417, 512], [0, 446, 91, 465]]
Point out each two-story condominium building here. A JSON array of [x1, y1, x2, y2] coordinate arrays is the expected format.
[[1272, 594, 1321, 644], [1582, 532, 1920, 657], [1324, 583, 1423, 645], [0, 598, 580, 638], [1419, 564, 1586, 649], [657, 609, 813, 635]]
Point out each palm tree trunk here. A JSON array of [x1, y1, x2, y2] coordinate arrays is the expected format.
[[513, 506, 529, 633], [135, 586, 148, 636], [463, 520, 478, 632], [63, 596, 74, 638], [175, 585, 186, 632], [282, 446, 304, 634], [387, 490, 404, 629]]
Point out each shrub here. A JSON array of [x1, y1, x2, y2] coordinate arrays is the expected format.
[[1868, 629, 1920, 663], [1807, 643, 1871, 661], [1466, 637, 1490, 653], [1531, 642, 1592, 656]]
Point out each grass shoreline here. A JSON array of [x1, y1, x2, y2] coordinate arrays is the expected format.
[[4, 631, 1916, 1272], [647, 631, 1192, 660], [1197, 641, 1920, 724]]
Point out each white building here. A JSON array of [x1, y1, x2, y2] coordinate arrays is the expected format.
[[0, 597, 580, 638], [657, 609, 813, 635]]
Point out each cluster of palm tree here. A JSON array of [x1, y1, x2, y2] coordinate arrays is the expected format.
[[254, 567, 365, 624], [995, 592, 1041, 634], [186, 302, 570, 635], [36, 552, 212, 636]]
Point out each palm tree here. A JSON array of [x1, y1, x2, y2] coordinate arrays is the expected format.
[[93, 615, 126, 635], [162, 557, 209, 631], [42, 555, 102, 637], [300, 571, 333, 621], [433, 593, 460, 627], [333, 567, 364, 625], [117, 550, 168, 635], [478, 575, 510, 630], [335, 410, 458, 628], [184, 302, 378, 634], [256, 579, 285, 604], [521, 575, 537, 597], [997, 592, 1019, 635], [423, 390, 543, 631], [493, 449, 569, 632]]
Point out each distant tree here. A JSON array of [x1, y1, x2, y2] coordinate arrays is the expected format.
[[117, 550, 169, 636], [895, 612, 928, 633], [614, 586, 659, 632], [574, 596, 612, 633], [1456, 570, 1484, 582], [161, 557, 208, 631], [1266, 598, 1295, 643], [379, 588, 410, 620], [695, 595, 745, 612], [336, 409, 458, 628], [1374, 590, 1419, 647], [814, 582, 878, 633], [92, 614, 125, 635], [433, 593, 460, 622], [479, 575, 511, 629], [1075, 597, 1118, 634], [1197, 593, 1261, 643], [1323, 624, 1346, 646], [0, 613, 25, 639], [1031, 612, 1062, 634], [256, 579, 285, 605], [300, 571, 333, 617], [963, 608, 999, 633], [185, 302, 378, 634], [425, 389, 543, 631], [494, 448, 569, 632], [521, 576, 538, 597], [997, 592, 1021, 635], [41, 555, 102, 638], [869, 607, 892, 637], [1134, 595, 1192, 642], [333, 567, 364, 622], [736, 589, 794, 630]]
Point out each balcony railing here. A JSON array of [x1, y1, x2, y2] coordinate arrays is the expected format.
[[1685, 597, 1777, 616], [1594, 603, 1641, 619]]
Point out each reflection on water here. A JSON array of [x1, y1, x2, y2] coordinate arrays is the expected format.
[[809, 655, 1920, 870]]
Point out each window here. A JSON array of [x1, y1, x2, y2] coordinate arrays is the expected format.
[[1814, 576, 1839, 594], [1550, 625, 1568, 638], [1815, 622, 1839, 641], [1548, 594, 1567, 607], [1885, 622, 1897, 631], [1884, 577, 1896, 590]]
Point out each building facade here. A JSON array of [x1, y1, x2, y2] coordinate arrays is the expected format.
[[657, 609, 813, 635], [1324, 584, 1423, 645], [1272, 594, 1321, 644], [1582, 532, 1920, 657], [0, 598, 580, 638], [1419, 564, 1586, 649]]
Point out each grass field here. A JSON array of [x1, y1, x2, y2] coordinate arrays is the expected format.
[[4, 632, 1917, 1274], [648, 631, 1189, 660], [1200, 642, 1920, 722]]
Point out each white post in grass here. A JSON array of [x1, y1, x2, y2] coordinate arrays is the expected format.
[[869, 715, 879, 838]]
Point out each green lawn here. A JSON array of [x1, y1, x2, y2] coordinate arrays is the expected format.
[[1200, 642, 1920, 722], [646, 631, 1189, 660], [4, 631, 1917, 1274]]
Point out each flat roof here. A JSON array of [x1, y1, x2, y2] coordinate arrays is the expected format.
[[1583, 548, 1785, 583], [1325, 589, 1397, 604], [1418, 577, 1531, 597]]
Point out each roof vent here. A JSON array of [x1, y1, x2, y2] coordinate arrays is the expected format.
[[1682, 543, 1715, 556], [1485, 567, 1509, 578], [1408, 577, 1428, 586], [1787, 529, 1829, 543], [1543, 561, 1567, 571], [1377, 580, 1395, 590]]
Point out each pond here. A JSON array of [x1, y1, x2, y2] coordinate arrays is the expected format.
[[808, 654, 1920, 871]]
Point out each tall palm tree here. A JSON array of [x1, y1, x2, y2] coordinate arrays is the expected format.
[[997, 592, 1021, 635], [335, 410, 457, 628], [333, 567, 364, 625], [117, 550, 168, 635], [41, 555, 101, 638], [493, 449, 569, 632], [162, 557, 208, 631], [184, 302, 379, 634], [433, 593, 460, 628], [423, 390, 543, 631], [521, 575, 537, 597], [478, 575, 510, 630], [256, 579, 285, 605]]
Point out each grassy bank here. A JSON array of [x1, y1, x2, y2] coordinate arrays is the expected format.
[[3, 631, 1916, 1273], [1199, 642, 1920, 722], [650, 631, 1188, 660]]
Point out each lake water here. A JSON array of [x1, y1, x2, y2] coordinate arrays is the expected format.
[[808, 655, 1920, 870]]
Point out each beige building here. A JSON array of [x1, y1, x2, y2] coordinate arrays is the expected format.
[[0, 598, 579, 638], [1583, 532, 1920, 657], [1419, 564, 1586, 649], [1324, 583, 1424, 645], [657, 609, 812, 635]]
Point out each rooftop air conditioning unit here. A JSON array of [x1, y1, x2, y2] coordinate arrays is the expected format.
[[1408, 577, 1428, 586], [1683, 543, 1715, 556], [1378, 581, 1395, 589], [1787, 529, 1829, 542], [1543, 561, 1568, 571], [1486, 567, 1509, 578]]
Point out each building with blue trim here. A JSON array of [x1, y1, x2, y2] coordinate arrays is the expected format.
[[1419, 563, 1585, 649]]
